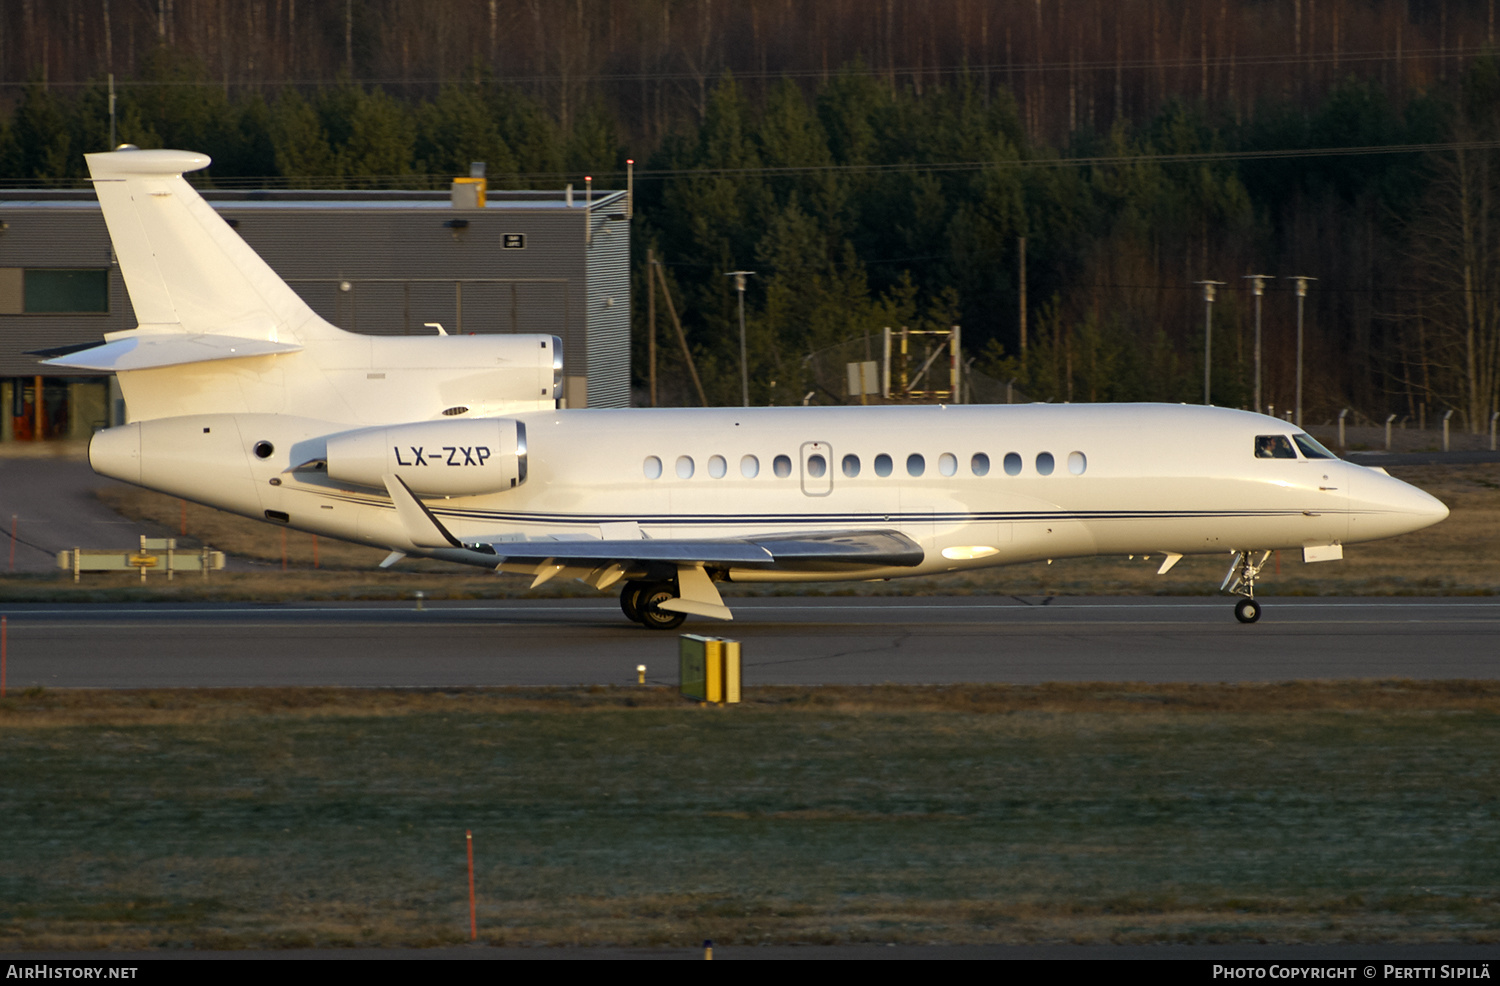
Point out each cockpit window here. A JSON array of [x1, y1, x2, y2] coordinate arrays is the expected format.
[[1255, 435, 1298, 459], [1293, 433, 1338, 460]]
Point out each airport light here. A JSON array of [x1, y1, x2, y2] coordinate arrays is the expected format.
[[1244, 275, 1273, 413], [1290, 276, 1316, 427], [1196, 281, 1225, 406], [726, 271, 756, 407]]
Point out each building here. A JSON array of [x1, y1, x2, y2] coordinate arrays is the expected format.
[[0, 183, 630, 442]]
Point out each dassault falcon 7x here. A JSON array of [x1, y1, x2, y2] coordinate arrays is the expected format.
[[51, 148, 1448, 627]]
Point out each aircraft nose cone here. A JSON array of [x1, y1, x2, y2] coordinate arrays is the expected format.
[[1350, 467, 1448, 541]]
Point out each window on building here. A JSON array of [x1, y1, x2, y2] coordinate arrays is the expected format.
[[23, 269, 109, 313]]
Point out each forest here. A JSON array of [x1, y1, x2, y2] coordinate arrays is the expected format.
[[2, 0, 1500, 429]]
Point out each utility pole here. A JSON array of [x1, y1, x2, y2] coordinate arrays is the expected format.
[[1017, 236, 1028, 362], [725, 271, 755, 407], [1244, 275, 1273, 414], [1196, 281, 1225, 406], [647, 247, 657, 407], [1290, 276, 1316, 428]]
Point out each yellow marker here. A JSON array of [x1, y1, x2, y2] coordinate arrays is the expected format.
[[703, 939, 713, 960]]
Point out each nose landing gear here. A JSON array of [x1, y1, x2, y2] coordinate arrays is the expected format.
[[1222, 550, 1271, 624]]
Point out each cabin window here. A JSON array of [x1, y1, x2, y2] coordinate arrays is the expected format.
[[938, 452, 958, 477], [971, 453, 990, 476], [842, 454, 861, 478], [773, 454, 793, 478], [643, 456, 663, 479], [1036, 452, 1055, 476], [676, 455, 695, 479], [708, 454, 728, 478], [1293, 433, 1337, 459], [1003, 452, 1022, 476], [1068, 451, 1087, 475], [907, 453, 925, 477], [1255, 435, 1297, 459], [807, 453, 828, 478], [874, 453, 893, 477], [740, 454, 760, 478]]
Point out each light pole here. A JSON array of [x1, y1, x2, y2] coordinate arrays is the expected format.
[[725, 271, 755, 407], [1196, 281, 1225, 406], [1244, 275, 1273, 414], [1290, 276, 1316, 428]]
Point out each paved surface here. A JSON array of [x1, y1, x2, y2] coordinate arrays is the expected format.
[[2, 596, 1498, 689], [0, 455, 168, 574]]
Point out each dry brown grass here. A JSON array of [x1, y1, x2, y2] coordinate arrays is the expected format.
[[4, 680, 1499, 730]]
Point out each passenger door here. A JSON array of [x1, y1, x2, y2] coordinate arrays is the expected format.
[[800, 441, 833, 497]]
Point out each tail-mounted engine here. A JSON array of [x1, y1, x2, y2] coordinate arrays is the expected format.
[[326, 418, 527, 496]]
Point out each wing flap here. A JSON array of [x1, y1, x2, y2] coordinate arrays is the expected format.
[[489, 529, 923, 571]]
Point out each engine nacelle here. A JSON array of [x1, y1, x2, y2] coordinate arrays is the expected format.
[[326, 418, 527, 496]]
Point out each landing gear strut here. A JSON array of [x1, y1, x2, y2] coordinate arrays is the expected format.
[[1222, 550, 1270, 624]]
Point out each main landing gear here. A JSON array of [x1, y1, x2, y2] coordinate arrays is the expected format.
[[619, 579, 686, 631], [1222, 550, 1271, 624]]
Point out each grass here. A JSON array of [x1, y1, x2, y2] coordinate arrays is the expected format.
[[3, 683, 1500, 948]]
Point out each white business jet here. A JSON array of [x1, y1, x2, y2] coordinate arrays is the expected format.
[[52, 148, 1448, 627]]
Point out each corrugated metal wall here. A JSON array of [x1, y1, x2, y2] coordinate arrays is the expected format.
[[0, 192, 631, 407]]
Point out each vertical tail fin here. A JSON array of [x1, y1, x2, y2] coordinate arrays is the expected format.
[[85, 148, 338, 344]]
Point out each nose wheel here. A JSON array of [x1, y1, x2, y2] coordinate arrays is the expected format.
[[1222, 550, 1271, 624]]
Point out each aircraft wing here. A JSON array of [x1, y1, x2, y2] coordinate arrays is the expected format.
[[382, 474, 922, 620], [488, 529, 925, 571]]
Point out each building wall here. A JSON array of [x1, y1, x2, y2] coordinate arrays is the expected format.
[[0, 191, 630, 436]]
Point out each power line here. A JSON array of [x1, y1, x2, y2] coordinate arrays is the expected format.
[[4, 44, 1497, 89]]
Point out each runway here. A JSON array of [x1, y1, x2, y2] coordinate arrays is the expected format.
[[2, 595, 1498, 688]]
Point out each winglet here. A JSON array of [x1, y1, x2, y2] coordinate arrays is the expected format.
[[383, 474, 463, 549]]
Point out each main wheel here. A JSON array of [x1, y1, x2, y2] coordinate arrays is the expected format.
[[1234, 598, 1262, 624], [638, 583, 687, 630], [619, 580, 649, 623]]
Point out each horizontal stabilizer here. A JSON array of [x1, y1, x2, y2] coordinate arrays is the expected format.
[[42, 333, 303, 371]]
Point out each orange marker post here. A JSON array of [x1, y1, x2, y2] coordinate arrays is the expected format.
[[466, 830, 477, 940]]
